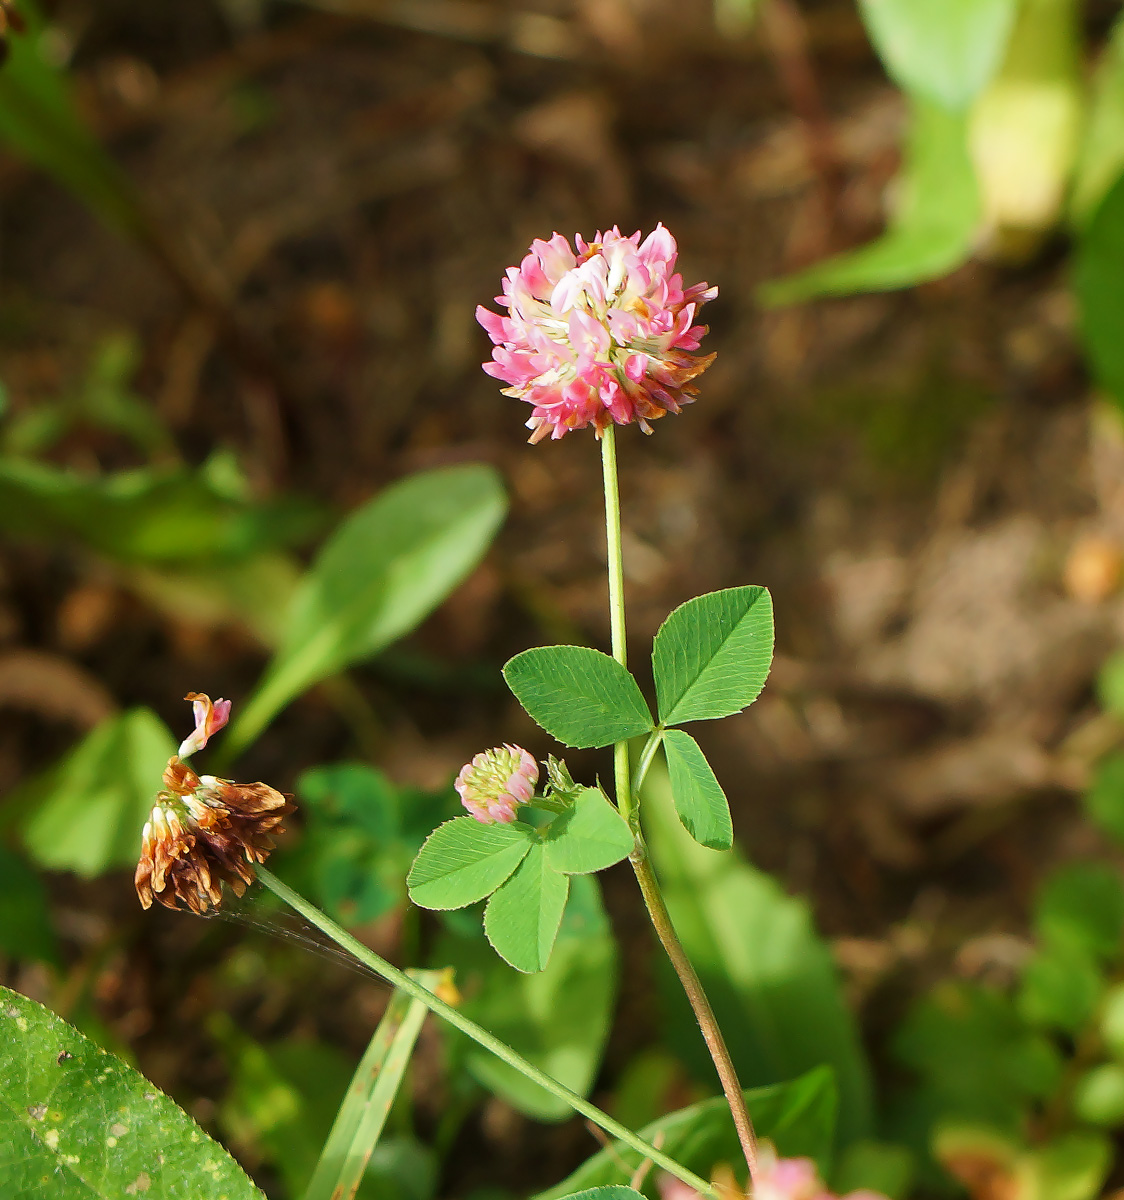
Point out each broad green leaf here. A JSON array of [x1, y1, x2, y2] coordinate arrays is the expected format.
[[228, 464, 506, 754], [305, 971, 440, 1200], [0, 8, 143, 235], [437, 877, 618, 1121], [662, 730, 732, 851], [484, 843, 570, 972], [1070, 14, 1124, 226], [652, 587, 773, 725], [1017, 942, 1103, 1034], [761, 99, 979, 305], [20, 709, 175, 877], [0, 846, 58, 964], [504, 646, 653, 748], [535, 1066, 838, 1199], [858, 0, 1016, 110], [1034, 863, 1124, 963], [642, 762, 872, 1146], [407, 818, 533, 910], [554, 1191, 645, 1200], [1024, 1132, 1112, 1200], [1085, 753, 1124, 845], [833, 1141, 914, 1200], [1102, 983, 1124, 1060], [0, 985, 264, 1199], [892, 981, 1063, 1135], [1076, 173, 1124, 408], [544, 788, 634, 874], [1072, 1064, 1124, 1128]]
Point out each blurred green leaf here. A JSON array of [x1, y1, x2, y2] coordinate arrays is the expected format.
[[761, 98, 979, 304], [892, 981, 1063, 1137], [408, 818, 534, 911], [832, 1140, 914, 1199], [641, 761, 872, 1146], [484, 842, 570, 973], [535, 1066, 837, 1199], [662, 730, 732, 851], [1017, 941, 1103, 1034], [1034, 863, 1124, 963], [363, 1137, 437, 1200], [713, 0, 763, 38], [544, 787, 633, 875], [0, 985, 264, 1199], [1097, 650, 1124, 717], [1085, 753, 1124, 844], [437, 875, 618, 1122], [858, 0, 1016, 110], [1101, 983, 1124, 1060], [0, 844, 57, 964], [652, 587, 773, 726], [19, 708, 175, 877], [0, 6, 143, 235], [1075, 162, 1124, 410], [227, 464, 506, 754], [1024, 1131, 1112, 1200], [1070, 14, 1124, 226], [504, 646, 653, 749], [1072, 1064, 1124, 1128]]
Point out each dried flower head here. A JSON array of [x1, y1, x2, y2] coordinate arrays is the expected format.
[[136, 695, 292, 913], [455, 744, 538, 824], [178, 691, 232, 758], [477, 224, 717, 443]]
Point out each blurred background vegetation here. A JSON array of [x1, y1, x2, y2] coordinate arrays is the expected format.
[[10, 0, 1124, 1197]]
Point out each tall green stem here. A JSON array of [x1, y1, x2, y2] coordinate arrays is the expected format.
[[256, 867, 717, 1198], [599, 428, 759, 1191]]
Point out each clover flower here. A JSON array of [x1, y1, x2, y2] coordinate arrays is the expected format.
[[455, 744, 538, 824], [135, 694, 292, 914], [477, 224, 717, 442], [178, 691, 231, 758], [658, 1149, 888, 1200]]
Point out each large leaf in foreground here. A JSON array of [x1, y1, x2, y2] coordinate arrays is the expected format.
[[227, 464, 506, 753], [761, 99, 979, 304], [484, 842, 570, 972], [652, 586, 773, 725], [535, 1066, 837, 1199], [407, 817, 533, 910], [642, 763, 873, 1146], [0, 986, 263, 1199], [504, 646, 653, 748]]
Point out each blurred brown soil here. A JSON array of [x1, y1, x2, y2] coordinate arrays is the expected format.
[[4, 1, 1124, 1195]]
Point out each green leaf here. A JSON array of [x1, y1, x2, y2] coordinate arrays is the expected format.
[[1034, 863, 1124, 963], [1024, 1132, 1112, 1200], [652, 586, 773, 726], [0, 985, 263, 1199], [1076, 171, 1124, 409], [484, 843, 570, 972], [0, 9, 143, 235], [305, 971, 441, 1200], [761, 99, 980, 304], [544, 788, 634, 874], [1084, 753, 1124, 844], [0, 846, 58, 964], [1070, 14, 1124, 226], [1017, 942, 1103, 1034], [554, 1190, 645, 1200], [535, 1066, 837, 1199], [503, 646, 653, 748], [662, 730, 732, 851], [19, 709, 175, 877], [1101, 983, 1124, 1060], [407, 818, 533, 911], [437, 877, 618, 1121], [228, 464, 506, 754], [1072, 1064, 1124, 1128], [641, 762, 872, 1147], [832, 1140, 914, 1200], [858, 0, 1016, 110]]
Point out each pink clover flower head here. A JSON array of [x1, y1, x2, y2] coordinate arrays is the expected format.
[[178, 691, 232, 759], [455, 743, 539, 824], [476, 224, 718, 443]]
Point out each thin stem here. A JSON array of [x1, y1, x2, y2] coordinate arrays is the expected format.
[[256, 867, 718, 1199], [601, 426, 634, 829], [598, 429, 759, 1191]]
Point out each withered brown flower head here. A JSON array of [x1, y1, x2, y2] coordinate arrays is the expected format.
[[135, 695, 293, 913]]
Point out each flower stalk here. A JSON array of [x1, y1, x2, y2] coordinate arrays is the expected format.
[[600, 426, 760, 1191], [256, 866, 718, 1199]]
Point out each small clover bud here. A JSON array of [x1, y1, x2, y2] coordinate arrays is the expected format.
[[543, 755, 582, 805], [477, 224, 717, 442], [455, 743, 539, 825], [178, 691, 231, 758]]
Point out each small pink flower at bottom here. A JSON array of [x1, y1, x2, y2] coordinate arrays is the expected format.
[[178, 691, 232, 758], [477, 224, 717, 443], [455, 744, 538, 824], [657, 1148, 889, 1200]]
